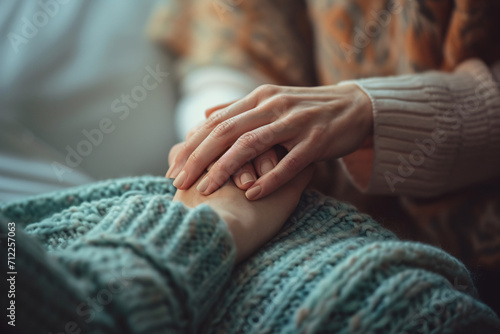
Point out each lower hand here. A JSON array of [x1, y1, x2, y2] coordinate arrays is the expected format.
[[173, 163, 313, 263], [169, 141, 280, 191]]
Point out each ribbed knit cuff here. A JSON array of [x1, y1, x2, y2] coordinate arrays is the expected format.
[[340, 59, 500, 197], [3, 176, 237, 333], [63, 198, 236, 333]]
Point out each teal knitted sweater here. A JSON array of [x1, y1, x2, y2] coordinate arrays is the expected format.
[[1, 176, 499, 333]]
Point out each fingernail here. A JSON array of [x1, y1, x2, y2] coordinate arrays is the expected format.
[[196, 176, 210, 193], [246, 185, 262, 200], [240, 172, 255, 185], [169, 166, 181, 179], [166, 166, 174, 178], [173, 170, 186, 188], [260, 159, 274, 175]]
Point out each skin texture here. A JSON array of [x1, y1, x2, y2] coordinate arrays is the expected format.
[[173, 161, 313, 264], [167, 83, 373, 200]]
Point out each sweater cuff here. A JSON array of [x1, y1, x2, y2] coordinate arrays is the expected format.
[[56, 196, 236, 333], [339, 59, 500, 197]]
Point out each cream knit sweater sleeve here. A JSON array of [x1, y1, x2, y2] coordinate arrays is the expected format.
[[339, 58, 500, 197]]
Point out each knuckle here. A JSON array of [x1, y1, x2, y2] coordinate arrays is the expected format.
[[236, 131, 260, 150], [254, 84, 278, 97], [270, 94, 294, 109], [213, 160, 234, 182], [268, 119, 287, 135], [206, 111, 225, 128], [212, 118, 236, 139], [256, 126, 275, 145], [282, 156, 301, 173], [188, 149, 201, 165]]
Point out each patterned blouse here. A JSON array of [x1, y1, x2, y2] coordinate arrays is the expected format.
[[150, 0, 500, 84]]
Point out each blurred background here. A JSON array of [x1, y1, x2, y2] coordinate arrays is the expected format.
[[0, 0, 178, 201]]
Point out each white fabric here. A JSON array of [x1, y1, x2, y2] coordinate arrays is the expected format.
[[175, 66, 266, 140], [0, 0, 178, 201]]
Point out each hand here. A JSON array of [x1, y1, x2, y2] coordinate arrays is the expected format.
[[173, 164, 313, 263], [169, 141, 280, 191], [167, 83, 373, 200]]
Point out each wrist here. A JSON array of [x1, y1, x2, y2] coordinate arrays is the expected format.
[[343, 82, 374, 134], [337, 82, 375, 146], [338, 79, 374, 118]]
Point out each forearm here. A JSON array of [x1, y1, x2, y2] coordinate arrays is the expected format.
[[340, 58, 500, 197]]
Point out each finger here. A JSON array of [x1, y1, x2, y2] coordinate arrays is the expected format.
[[166, 142, 185, 177], [194, 123, 291, 195], [168, 123, 220, 180], [232, 162, 257, 190], [174, 109, 279, 190], [245, 142, 313, 200], [185, 123, 204, 141], [169, 95, 258, 180], [205, 99, 239, 118], [252, 148, 278, 177], [207, 161, 216, 172]]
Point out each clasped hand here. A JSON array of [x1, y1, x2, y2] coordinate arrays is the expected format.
[[167, 83, 373, 200]]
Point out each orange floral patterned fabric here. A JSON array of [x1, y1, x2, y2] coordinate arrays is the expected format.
[[151, 0, 500, 84]]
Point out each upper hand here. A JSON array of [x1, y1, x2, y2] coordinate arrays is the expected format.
[[167, 83, 373, 200]]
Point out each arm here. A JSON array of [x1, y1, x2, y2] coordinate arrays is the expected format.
[[340, 58, 500, 197], [167, 58, 500, 200], [1, 178, 236, 333]]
